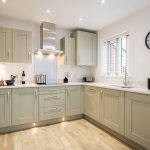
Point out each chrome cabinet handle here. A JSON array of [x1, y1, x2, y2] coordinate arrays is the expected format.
[[45, 96, 60, 101], [7, 49, 10, 59], [35, 90, 38, 100], [47, 96, 58, 98], [28, 51, 31, 60], [66, 88, 70, 96], [65, 56, 67, 63], [7, 91, 10, 102], [48, 89, 57, 91], [78, 56, 80, 62], [45, 108, 60, 114]]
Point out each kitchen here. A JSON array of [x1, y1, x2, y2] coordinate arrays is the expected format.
[[0, 0, 150, 150]]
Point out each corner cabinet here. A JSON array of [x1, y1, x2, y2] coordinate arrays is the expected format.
[[72, 31, 97, 66], [60, 37, 75, 65], [0, 89, 11, 128], [100, 88, 124, 135], [12, 88, 38, 126], [125, 92, 150, 149], [84, 86, 99, 121], [0, 27, 12, 62], [0, 27, 32, 63], [13, 29, 32, 63], [66, 86, 82, 116]]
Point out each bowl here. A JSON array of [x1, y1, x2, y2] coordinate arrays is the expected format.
[[5, 79, 15, 86]]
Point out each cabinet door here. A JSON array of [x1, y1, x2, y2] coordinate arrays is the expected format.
[[125, 92, 150, 149], [76, 31, 97, 66], [84, 86, 99, 121], [66, 86, 81, 116], [12, 88, 38, 126], [0, 89, 11, 128], [61, 37, 75, 65], [100, 88, 124, 135], [0, 27, 12, 62], [13, 29, 32, 63]]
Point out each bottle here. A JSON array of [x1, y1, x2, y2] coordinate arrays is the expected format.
[[22, 71, 25, 84]]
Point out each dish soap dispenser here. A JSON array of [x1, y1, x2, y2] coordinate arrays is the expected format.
[[22, 71, 25, 84]]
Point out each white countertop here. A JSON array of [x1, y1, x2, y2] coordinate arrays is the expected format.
[[0, 82, 150, 95], [83, 82, 150, 95]]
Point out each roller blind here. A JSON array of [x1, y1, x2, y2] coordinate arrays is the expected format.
[[102, 34, 129, 76]]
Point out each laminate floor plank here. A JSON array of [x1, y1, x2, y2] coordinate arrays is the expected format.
[[0, 119, 133, 150]]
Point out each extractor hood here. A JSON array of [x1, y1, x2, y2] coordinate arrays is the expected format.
[[35, 22, 64, 55]]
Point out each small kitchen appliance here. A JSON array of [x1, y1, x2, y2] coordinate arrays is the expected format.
[[82, 77, 94, 82], [35, 74, 46, 85]]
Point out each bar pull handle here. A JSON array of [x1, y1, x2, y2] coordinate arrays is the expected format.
[[7, 91, 10, 102]]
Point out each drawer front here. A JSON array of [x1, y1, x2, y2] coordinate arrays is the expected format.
[[39, 86, 65, 94], [39, 93, 65, 107], [84, 86, 99, 92], [39, 105, 65, 121]]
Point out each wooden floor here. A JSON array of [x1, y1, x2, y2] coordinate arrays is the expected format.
[[0, 119, 133, 150]]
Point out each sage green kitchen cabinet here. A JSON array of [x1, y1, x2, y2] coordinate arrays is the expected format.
[[72, 31, 97, 66], [12, 88, 38, 126], [84, 86, 99, 121], [0, 27, 12, 62], [0, 89, 11, 128], [100, 88, 124, 135], [66, 86, 82, 116], [13, 29, 32, 63], [125, 92, 150, 149], [0, 27, 32, 63], [61, 37, 75, 65], [39, 86, 65, 121]]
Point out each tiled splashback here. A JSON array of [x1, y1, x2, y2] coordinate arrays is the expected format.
[[0, 56, 92, 84], [0, 62, 34, 84]]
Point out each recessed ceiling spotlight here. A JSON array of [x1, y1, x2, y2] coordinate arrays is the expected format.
[[46, 9, 51, 14], [101, 0, 106, 4], [2, 0, 6, 3], [79, 18, 83, 22]]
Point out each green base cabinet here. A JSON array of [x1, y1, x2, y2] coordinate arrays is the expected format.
[[84, 86, 99, 121], [0, 89, 11, 128], [125, 92, 150, 149], [100, 88, 124, 135], [12, 88, 38, 126], [66, 86, 82, 116]]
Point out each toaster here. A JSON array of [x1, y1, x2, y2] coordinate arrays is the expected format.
[[82, 77, 94, 82], [35, 74, 46, 85]]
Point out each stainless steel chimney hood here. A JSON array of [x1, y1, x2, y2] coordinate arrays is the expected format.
[[35, 22, 64, 55]]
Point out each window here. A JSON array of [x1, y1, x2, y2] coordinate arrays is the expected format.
[[101, 34, 129, 76]]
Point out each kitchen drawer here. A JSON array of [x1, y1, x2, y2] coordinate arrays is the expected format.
[[39, 93, 65, 107], [39, 86, 65, 94], [39, 105, 65, 121], [84, 86, 99, 92]]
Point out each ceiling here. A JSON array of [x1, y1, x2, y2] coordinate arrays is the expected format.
[[0, 0, 150, 30]]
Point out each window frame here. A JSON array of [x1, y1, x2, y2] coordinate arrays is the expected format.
[[101, 32, 129, 77]]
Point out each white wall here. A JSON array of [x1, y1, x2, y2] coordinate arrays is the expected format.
[[94, 6, 150, 87], [0, 16, 91, 84]]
